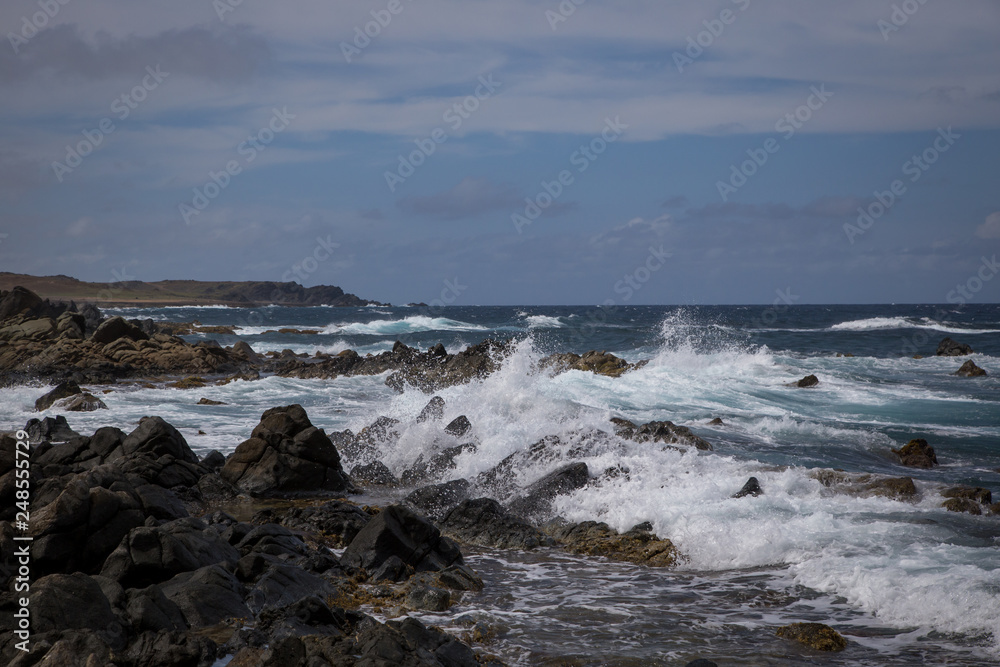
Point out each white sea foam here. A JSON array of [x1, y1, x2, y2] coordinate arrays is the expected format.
[[829, 316, 1000, 334], [525, 315, 566, 329]]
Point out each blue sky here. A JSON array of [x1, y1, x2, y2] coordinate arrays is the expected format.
[[1, 0, 999, 305]]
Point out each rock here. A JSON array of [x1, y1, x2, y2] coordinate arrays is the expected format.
[[122, 416, 199, 464], [545, 521, 679, 567], [613, 419, 713, 451], [340, 505, 466, 582], [58, 392, 108, 412], [444, 415, 472, 437], [230, 340, 262, 363], [403, 583, 452, 612], [254, 500, 372, 548], [244, 563, 339, 615], [201, 450, 225, 469], [707, 417, 724, 426], [937, 337, 973, 356], [160, 564, 251, 627], [0, 285, 68, 321], [540, 350, 644, 377], [24, 415, 81, 444], [416, 396, 445, 423], [170, 376, 206, 389], [776, 622, 847, 651], [197, 397, 227, 405], [942, 486, 992, 504], [955, 360, 988, 377], [125, 585, 188, 633], [90, 315, 149, 345], [350, 460, 399, 486], [507, 462, 590, 519], [31, 573, 119, 635], [121, 630, 217, 667], [440, 498, 550, 550], [35, 381, 83, 411], [796, 374, 819, 388], [684, 661, 719, 667], [732, 476, 763, 498], [404, 479, 472, 521], [891, 438, 937, 468], [811, 470, 920, 501], [221, 404, 352, 495], [942, 498, 983, 515]]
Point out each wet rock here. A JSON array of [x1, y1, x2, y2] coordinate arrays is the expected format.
[[776, 622, 847, 651], [350, 460, 399, 486], [942, 498, 983, 515], [90, 315, 149, 345], [125, 585, 188, 633], [440, 498, 551, 550], [230, 340, 262, 363], [31, 573, 119, 635], [684, 660, 719, 667], [540, 349, 644, 378], [244, 562, 339, 615], [196, 397, 227, 405], [405, 479, 472, 521], [891, 438, 938, 468], [506, 462, 590, 519], [937, 337, 973, 356], [340, 505, 466, 582], [403, 582, 452, 612], [35, 381, 83, 411], [545, 521, 679, 567], [382, 338, 513, 392], [796, 374, 819, 388], [220, 404, 352, 495], [123, 416, 199, 464], [58, 392, 108, 412], [201, 450, 225, 469], [812, 471, 919, 502], [254, 500, 373, 547], [159, 564, 251, 627], [955, 360, 988, 377], [343, 415, 400, 460], [732, 476, 763, 498], [24, 415, 81, 444], [122, 630, 217, 666], [444, 415, 472, 437], [416, 395, 445, 423], [612, 419, 713, 451], [707, 417, 725, 426], [942, 486, 992, 504]]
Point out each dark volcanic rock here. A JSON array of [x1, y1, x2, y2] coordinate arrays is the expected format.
[[612, 418, 713, 451], [59, 392, 108, 412], [123, 416, 199, 463], [776, 622, 848, 651], [955, 360, 988, 377], [24, 415, 81, 444], [733, 476, 763, 498], [31, 573, 119, 635], [506, 462, 590, 519], [937, 337, 973, 357], [35, 380, 83, 411], [253, 500, 373, 547], [416, 395, 446, 423], [221, 404, 352, 495], [796, 374, 819, 388], [159, 564, 251, 626], [444, 415, 472, 437], [340, 505, 466, 582], [404, 479, 472, 521], [350, 460, 399, 486], [440, 498, 551, 550], [891, 438, 938, 468]]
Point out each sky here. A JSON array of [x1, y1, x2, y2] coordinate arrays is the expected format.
[[0, 0, 999, 306]]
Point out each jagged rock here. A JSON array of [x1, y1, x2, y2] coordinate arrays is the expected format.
[[350, 460, 399, 486], [123, 416, 199, 464], [942, 486, 992, 504], [121, 630, 217, 666], [942, 497, 982, 515], [776, 622, 847, 651], [340, 505, 466, 582], [891, 438, 937, 468], [707, 417, 724, 426], [444, 415, 472, 437], [955, 360, 987, 377], [811, 471, 919, 501], [221, 405, 352, 495], [58, 392, 108, 412], [540, 350, 644, 377], [125, 585, 188, 633], [416, 396, 446, 423], [937, 337, 973, 356], [796, 374, 819, 388], [90, 316, 149, 345], [612, 418, 713, 451], [733, 477, 763, 498], [404, 479, 472, 521], [440, 498, 551, 550], [507, 462, 590, 519], [31, 573, 119, 636], [546, 521, 679, 567], [35, 381, 83, 411], [230, 340, 262, 363], [24, 415, 81, 444], [253, 500, 373, 548], [201, 450, 225, 469]]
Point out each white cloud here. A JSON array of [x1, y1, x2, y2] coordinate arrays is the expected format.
[[976, 211, 1000, 239]]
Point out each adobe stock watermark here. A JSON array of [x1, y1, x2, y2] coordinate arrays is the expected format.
[[546, 0, 587, 31], [12, 427, 32, 653], [673, 0, 751, 73], [878, 0, 931, 41], [341, 0, 414, 63], [7, 0, 73, 54], [512, 116, 628, 234], [717, 85, 833, 202], [179, 107, 295, 224], [51, 65, 170, 182], [844, 126, 960, 244], [750, 287, 800, 329], [282, 235, 340, 283], [569, 244, 671, 346], [213, 0, 245, 21], [385, 74, 502, 192]]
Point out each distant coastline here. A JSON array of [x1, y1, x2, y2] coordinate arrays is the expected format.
[[0, 272, 382, 308]]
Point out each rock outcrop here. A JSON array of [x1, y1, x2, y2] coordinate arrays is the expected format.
[[937, 337, 973, 356]]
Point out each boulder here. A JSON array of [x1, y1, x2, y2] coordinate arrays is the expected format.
[[943, 498, 982, 515], [340, 505, 466, 582], [121, 631, 217, 666], [612, 419, 713, 451], [58, 392, 108, 412], [221, 405, 352, 495], [444, 415, 472, 437], [796, 374, 819, 388], [24, 415, 81, 444], [732, 476, 763, 498], [540, 350, 643, 377], [506, 462, 590, 519], [31, 573, 118, 634], [937, 337, 973, 356], [812, 471, 919, 502], [776, 622, 847, 651], [547, 521, 679, 567], [955, 360, 987, 377], [891, 438, 937, 468], [122, 416, 199, 464], [942, 486, 992, 504], [416, 396, 445, 423], [405, 479, 472, 521], [35, 381, 83, 411], [125, 585, 188, 633], [440, 498, 551, 550], [159, 564, 251, 627], [90, 316, 149, 345], [350, 460, 399, 486], [252, 500, 372, 548]]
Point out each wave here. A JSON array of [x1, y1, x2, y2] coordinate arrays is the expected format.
[[828, 317, 1000, 334], [332, 316, 488, 336], [525, 315, 566, 329]]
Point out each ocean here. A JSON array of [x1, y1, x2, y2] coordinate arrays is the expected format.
[[4, 303, 999, 665]]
